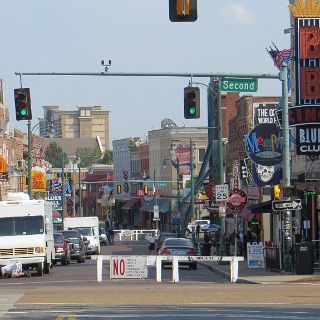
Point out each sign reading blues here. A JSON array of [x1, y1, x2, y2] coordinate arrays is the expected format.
[[45, 193, 62, 210], [245, 123, 283, 166]]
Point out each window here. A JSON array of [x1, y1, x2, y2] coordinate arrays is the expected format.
[[0, 216, 44, 236], [198, 148, 206, 163]]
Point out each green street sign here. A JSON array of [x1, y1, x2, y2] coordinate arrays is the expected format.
[[158, 182, 167, 187], [220, 78, 258, 92]]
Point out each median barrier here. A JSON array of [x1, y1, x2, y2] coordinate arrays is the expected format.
[[92, 255, 244, 283], [114, 229, 158, 241]]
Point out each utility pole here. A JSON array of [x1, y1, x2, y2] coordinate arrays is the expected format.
[[61, 154, 65, 226], [217, 80, 227, 256], [27, 120, 32, 199]]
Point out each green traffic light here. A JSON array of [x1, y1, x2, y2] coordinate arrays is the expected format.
[[188, 107, 196, 115], [20, 108, 27, 116]]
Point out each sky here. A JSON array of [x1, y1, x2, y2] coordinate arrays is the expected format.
[[1, 0, 292, 146]]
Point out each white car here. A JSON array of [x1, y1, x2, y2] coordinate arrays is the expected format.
[[201, 223, 220, 232], [187, 219, 210, 233]]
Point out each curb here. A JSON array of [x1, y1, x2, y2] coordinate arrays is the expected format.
[[199, 262, 257, 284]]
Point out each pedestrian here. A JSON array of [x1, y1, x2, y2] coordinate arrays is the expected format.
[[196, 223, 201, 238], [0, 262, 31, 278], [108, 228, 115, 245], [147, 232, 157, 254]]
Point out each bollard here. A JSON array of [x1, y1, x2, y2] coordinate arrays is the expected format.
[[172, 257, 179, 282]]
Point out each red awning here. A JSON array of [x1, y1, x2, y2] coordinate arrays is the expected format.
[[83, 174, 114, 182], [122, 198, 139, 210]]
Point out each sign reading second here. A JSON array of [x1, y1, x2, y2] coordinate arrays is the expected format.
[[220, 78, 258, 92]]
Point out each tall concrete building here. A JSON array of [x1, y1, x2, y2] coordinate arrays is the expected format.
[[39, 105, 110, 151]]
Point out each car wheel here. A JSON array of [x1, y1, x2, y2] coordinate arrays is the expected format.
[[61, 256, 68, 265], [77, 256, 82, 263], [37, 262, 43, 276]]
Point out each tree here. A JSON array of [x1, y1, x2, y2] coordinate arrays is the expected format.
[[76, 147, 102, 168], [101, 150, 113, 164], [44, 141, 67, 168]]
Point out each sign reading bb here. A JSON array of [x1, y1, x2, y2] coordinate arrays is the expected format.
[[110, 256, 147, 279]]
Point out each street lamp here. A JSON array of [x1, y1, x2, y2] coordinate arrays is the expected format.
[[76, 153, 82, 217], [68, 155, 78, 217], [163, 157, 181, 225]]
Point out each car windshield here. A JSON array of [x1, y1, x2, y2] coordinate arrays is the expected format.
[[159, 234, 176, 242], [61, 230, 80, 239], [68, 238, 80, 244], [164, 238, 193, 247], [72, 227, 94, 237], [0, 215, 44, 236], [54, 233, 64, 243]]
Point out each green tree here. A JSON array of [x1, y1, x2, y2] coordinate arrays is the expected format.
[[44, 141, 67, 168], [101, 150, 113, 164], [76, 147, 102, 168]]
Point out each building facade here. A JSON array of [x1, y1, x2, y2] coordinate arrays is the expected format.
[[39, 105, 110, 151]]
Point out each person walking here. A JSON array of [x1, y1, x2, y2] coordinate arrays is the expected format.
[[196, 223, 201, 239], [147, 232, 157, 254], [108, 228, 115, 245]]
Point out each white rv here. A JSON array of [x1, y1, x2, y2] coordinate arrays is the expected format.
[[64, 216, 100, 255], [0, 193, 55, 276]]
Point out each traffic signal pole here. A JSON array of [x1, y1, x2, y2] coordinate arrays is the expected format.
[[27, 120, 32, 199], [15, 70, 281, 239]]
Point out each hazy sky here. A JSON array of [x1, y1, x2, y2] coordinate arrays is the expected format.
[[2, 0, 291, 145]]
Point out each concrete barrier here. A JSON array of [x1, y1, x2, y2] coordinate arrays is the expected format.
[[113, 229, 158, 241], [92, 255, 244, 283]]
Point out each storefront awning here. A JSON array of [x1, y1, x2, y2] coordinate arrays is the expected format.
[[140, 199, 171, 213], [247, 200, 273, 214], [122, 198, 139, 210]]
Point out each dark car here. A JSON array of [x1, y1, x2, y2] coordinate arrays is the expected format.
[[53, 232, 71, 265], [156, 232, 177, 252], [158, 237, 198, 269], [60, 230, 86, 263]]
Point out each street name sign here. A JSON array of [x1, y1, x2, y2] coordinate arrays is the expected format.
[[272, 199, 302, 211], [220, 78, 258, 92]]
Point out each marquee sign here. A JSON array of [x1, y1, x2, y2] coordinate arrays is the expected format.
[[290, 0, 320, 156]]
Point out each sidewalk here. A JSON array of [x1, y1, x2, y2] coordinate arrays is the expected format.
[[202, 259, 320, 284]]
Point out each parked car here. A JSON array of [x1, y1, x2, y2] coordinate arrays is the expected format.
[[60, 230, 86, 263], [99, 227, 108, 246], [53, 232, 71, 265], [187, 219, 210, 233], [158, 237, 198, 269], [156, 232, 177, 252]]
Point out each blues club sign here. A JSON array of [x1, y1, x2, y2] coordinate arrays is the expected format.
[[290, 0, 320, 156]]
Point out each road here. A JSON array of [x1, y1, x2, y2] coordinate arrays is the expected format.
[[1, 238, 320, 319]]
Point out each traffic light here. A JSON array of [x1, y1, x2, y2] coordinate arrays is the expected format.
[[116, 185, 121, 194], [169, 0, 198, 22], [14, 88, 32, 121], [184, 86, 200, 119], [144, 185, 148, 195], [123, 170, 128, 181], [273, 184, 281, 200]]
